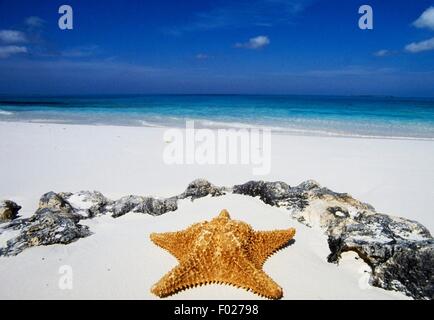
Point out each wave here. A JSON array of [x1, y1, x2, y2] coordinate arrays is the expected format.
[[194, 119, 350, 135], [0, 109, 13, 116], [196, 119, 263, 129], [137, 120, 167, 128], [1, 111, 433, 141], [0, 100, 66, 106], [190, 119, 434, 141]]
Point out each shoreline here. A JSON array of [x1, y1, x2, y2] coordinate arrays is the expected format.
[[0, 120, 433, 300], [1, 119, 434, 142], [1, 121, 433, 231]]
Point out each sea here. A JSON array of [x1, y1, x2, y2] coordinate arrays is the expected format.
[[1, 95, 434, 139]]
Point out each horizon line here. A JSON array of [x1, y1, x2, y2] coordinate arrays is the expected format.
[[1, 93, 434, 100]]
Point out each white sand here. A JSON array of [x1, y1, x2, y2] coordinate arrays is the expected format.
[[1, 121, 433, 300], [0, 195, 409, 300]]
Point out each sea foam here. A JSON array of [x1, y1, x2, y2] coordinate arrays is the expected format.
[[0, 110, 13, 116]]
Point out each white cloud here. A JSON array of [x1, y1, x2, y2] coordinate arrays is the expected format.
[[373, 49, 391, 57], [196, 53, 209, 60], [235, 35, 270, 49], [405, 37, 434, 53], [0, 30, 27, 44], [304, 66, 396, 77], [61, 45, 99, 58], [166, 0, 314, 34], [0, 45, 27, 58], [413, 6, 434, 30], [25, 16, 45, 28]]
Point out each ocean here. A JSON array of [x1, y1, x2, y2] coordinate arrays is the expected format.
[[1, 95, 434, 139]]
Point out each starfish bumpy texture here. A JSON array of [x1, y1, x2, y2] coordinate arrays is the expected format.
[[150, 209, 296, 299]]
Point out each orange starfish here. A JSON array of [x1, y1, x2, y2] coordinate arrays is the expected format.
[[150, 209, 296, 299]]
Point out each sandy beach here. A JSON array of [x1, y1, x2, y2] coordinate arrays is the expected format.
[[0, 121, 433, 299], [1, 0, 434, 305], [1, 121, 433, 230]]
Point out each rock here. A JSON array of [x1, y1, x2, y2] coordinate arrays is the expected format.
[[232, 179, 434, 299], [233, 180, 433, 300], [0, 192, 104, 256], [62, 191, 112, 219], [327, 213, 432, 263], [110, 195, 146, 218], [178, 179, 225, 201], [39, 191, 74, 214], [0, 200, 21, 222], [137, 197, 178, 216], [325, 212, 433, 299], [110, 196, 178, 218], [371, 240, 434, 300], [37, 191, 112, 220], [0, 208, 91, 257], [1, 179, 432, 299], [37, 191, 83, 223], [233, 180, 309, 210], [290, 183, 374, 233], [233, 180, 287, 205]]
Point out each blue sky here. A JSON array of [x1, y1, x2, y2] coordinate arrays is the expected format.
[[0, 0, 433, 96]]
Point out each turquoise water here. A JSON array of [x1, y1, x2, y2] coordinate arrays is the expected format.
[[1, 95, 434, 139]]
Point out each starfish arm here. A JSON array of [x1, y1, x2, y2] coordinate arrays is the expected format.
[[151, 255, 209, 297], [150, 228, 199, 261], [220, 255, 283, 299], [249, 229, 296, 268]]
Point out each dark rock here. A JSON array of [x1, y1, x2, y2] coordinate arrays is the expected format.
[[1, 179, 432, 300], [0, 200, 21, 222], [325, 211, 433, 299], [61, 191, 112, 219], [137, 197, 178, 216], [178, 179, 225, 201], [233, 180, 309, 210], [327, 207, 350, 218], [111, 195, 145, 218], [326, 212, 432, 266], [233, 179, 434, 299], [0, 208, 91, 257], [110, 196, 178, 218], [371, 240, 434, 300], [39, 191, 74, 214]]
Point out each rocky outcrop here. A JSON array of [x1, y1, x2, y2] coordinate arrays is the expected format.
[[0, 208, 92, 256], [233, 180, 310, 210], [325, 212, 433, 300], [0, 189, 180, 255], [36, 191, 177, 219], [110, 196, 178, 218], [39, 191, 74, 213], [0, 179, 432, 299], [110, 195, 146, 218], [136, 197, 178, 217], [178, 179, 226, 200], [233, 180, 433, 300], [0, 200, 21, 222], [371, 240, 433, 300], [0, 192, 92, 257], [61, 191, 112, 219]]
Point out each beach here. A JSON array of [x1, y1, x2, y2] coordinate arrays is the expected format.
[[0, 121, 433, 299], [1, 0, 434, 303]]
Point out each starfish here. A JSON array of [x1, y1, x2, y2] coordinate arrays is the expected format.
[[150, 209, 296, 299]]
